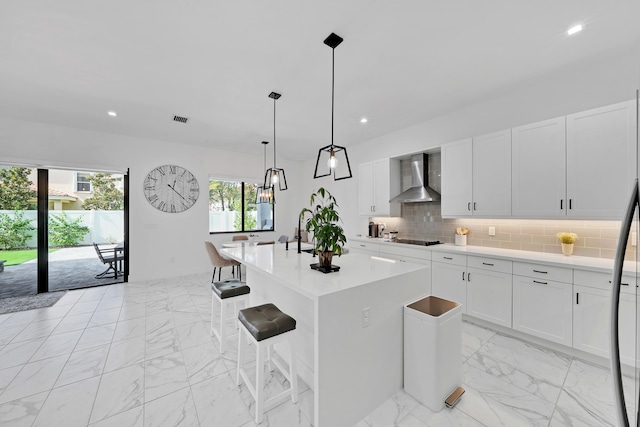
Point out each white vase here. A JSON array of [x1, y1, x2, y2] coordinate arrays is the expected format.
[[455, 235, 467, 246], [562, 243, 574, 256]]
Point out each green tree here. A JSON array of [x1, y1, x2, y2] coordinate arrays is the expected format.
[[82, 173, 124, 210], [49, 212, 90, 247], [0, 167, 36, 210], [209, 181, 241, 211], [0, 211, 35, 250]]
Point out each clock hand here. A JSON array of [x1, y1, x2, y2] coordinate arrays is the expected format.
[[167, 184, 186, 200]]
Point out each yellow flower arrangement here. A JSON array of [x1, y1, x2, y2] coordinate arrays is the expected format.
[[556, 232, 578, 244]]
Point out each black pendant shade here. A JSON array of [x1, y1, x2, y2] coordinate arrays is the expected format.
[[263, 91, 288, 191], [256, 140, 274, 204], [314, 33, 353, 181]]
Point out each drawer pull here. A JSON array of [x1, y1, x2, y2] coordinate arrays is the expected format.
[[462, 272, 465, 281], [443, 256, 453, 260], [609, 280, 630, 286], [533, 280, 548, 285], [482, 262, 494, 266], [360, 244, 365, 247], [533, 270, 548, 274]]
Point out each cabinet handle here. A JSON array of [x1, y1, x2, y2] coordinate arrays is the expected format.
[[533, 280, 548, 285], [482, 262, 494, 266], [533, 270, 547, 274], [569, 199, 572, 209], [443, 256, 453, 260], [609, 280, 630, 286], [576, 292, 579, 305], [473, 202, 477, 210], [467, 202, 471, 211], [560, 199, 563, 210], [360, 244, 365, 247], [467, 273, 471, 281], [462, 271, 465, 281]]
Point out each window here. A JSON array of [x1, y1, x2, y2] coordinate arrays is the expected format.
[[76, 172, 92, 192], [209, 178, 274, 233]]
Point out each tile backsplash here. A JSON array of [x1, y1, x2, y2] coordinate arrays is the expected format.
[[372, 152, 634, 260]]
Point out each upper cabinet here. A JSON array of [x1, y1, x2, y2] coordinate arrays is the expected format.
[[566, 100, 636, 218], [441, 130, 511, 217], [443, 99, 636, 219], [358, 159, 401, 216], [441, 139, 473, 216], [512, 117, 567, 217]]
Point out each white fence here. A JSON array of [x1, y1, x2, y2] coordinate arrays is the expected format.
[[0, 210, 124, 247]]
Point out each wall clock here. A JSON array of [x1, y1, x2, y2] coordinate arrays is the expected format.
[[143, 165, 199, 213]]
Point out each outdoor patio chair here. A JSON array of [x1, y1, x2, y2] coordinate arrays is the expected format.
[[93, 243, 125, 279], [205, 241, 241, 282]]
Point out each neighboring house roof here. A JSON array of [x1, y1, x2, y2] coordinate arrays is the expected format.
[[28, 185, 77, 201]]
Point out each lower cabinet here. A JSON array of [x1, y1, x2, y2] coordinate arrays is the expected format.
[[466, 267, 512, 327], [573, 279, 638, 366], [349, 241, 380, 256], [431, 261, 467, 314], [512, 275, 573, 346]]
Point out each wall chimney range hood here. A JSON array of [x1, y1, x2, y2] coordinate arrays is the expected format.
[[389, 153, 441, 203]]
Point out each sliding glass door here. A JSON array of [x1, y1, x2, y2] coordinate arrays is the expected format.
[[0, 165, 128, 299]]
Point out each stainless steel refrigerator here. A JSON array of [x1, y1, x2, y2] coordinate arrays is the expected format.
[[611, 91, 640, 427]]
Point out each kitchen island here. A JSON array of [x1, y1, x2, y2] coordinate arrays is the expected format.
[[221, 244, 430, 427]]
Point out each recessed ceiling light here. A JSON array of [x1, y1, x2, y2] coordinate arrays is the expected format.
[[567, 24, 583, 36], [107, 111, 117, 117], [360, 117, 368, 123]]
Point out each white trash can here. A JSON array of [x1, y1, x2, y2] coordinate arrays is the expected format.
[[404, 295, 462, 411]]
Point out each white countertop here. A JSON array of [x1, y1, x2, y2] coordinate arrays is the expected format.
[[350, 236, 638, 274], [220, 244, 429, 300]]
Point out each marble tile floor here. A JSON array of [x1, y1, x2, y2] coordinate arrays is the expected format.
[[0, 271, 635, 426]]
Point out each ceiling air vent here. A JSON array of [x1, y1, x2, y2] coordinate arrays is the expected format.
[[173, 115, 189, 124]]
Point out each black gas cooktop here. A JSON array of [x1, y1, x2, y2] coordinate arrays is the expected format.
[[395, 239, 441, 246]]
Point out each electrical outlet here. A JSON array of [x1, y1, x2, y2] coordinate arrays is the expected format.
[[362, 307, 370, 328], [488, 226, 496, 237]]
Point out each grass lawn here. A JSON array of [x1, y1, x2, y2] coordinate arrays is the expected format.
[[0, 249, 58, 266]]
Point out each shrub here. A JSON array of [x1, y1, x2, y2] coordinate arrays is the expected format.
[[49, 212, 90, 247], [0, 211, 35, 250]]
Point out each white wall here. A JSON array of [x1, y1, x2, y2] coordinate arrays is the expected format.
[[303, 49, 640, 241], [0, 119, 305, 281]]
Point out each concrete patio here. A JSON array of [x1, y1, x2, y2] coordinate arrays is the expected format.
[[0, 246, 125, 299]]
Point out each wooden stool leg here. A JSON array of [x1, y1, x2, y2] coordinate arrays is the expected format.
[[255, 342, 266, 424], [236, 326, 244, 386], [289, 334, 299, 403], [219, 297, 227, 353]]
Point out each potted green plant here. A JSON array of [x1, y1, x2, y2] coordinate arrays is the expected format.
[[300, 187, 347, 268]]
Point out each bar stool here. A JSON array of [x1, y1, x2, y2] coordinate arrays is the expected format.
[[210, 279, 250, 353], [236, 303, 298, 424]]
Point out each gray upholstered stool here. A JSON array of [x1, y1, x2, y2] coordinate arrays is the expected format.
[[210, 279, 250, 353], [236, 303, 298, 424]]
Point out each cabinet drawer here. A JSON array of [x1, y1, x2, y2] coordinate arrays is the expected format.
[[431, 251, 466, 266], [573, 269, 635, 295], [380, 244, 431, 261], [467, 256, 512, 274], [350, 241, 380, 253], [513, 262, 572, 283]]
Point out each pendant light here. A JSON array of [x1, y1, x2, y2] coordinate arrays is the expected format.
[[314, 32, 353, 181], [256, 141, 274, 204], [263, 91, 288, 191]]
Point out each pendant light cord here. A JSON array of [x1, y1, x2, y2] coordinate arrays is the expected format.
[[273, 97, 277, 169], [331, 47, 335, 148]]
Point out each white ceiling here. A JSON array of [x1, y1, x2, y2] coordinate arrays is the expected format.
[[1, 0, 639, 161]]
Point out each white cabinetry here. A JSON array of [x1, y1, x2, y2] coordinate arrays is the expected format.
[[441, 130, 511, 218], [512, 262, 573, 346], [573, 270, 637, 366], [358, 159, 401, 216], [349, 241, 380, 256], [431, 252, 467, 313], [566, 100, 636, 218], [441, 139, 473, 217], [512, 117, 566, 217], [466, 256, 513, 328]]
